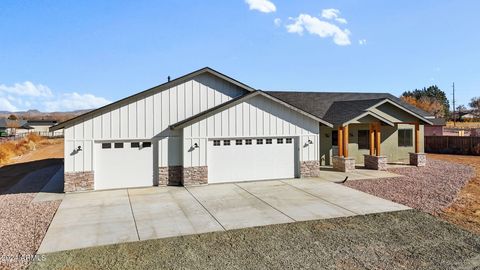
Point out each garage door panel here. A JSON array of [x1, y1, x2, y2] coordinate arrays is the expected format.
[[95, 142, 154, 190], [208, 138, 296, 183]]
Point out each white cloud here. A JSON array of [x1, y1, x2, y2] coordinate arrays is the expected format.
[[321, 9, 340, 20], [321, 8, 348, 24], [359, 39, 367, 45], [0, 81, 110, 112], [245, 0, 276, 13], [0, 81, 53, 97], [44, 92, 110, 112], [274, 18, 282, 27], [0, 98, 18, 111], [286, 14, 351, 46]]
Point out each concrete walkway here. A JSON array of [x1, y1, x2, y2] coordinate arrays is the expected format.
[[318, 167, 402, 182], [38, 178, 409, 254]]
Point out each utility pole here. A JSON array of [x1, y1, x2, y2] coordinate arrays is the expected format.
[[452, 82, 456, 127]]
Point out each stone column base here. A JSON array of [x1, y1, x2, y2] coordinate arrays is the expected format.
[[183, 166, 208, 186], [158, 166, 183, 186], [409, 153, 427, 167], [64, 171, 94, 192], [332, 156, 356, 172], [364, 155, 388, 171], [300, 161, 321, 177]]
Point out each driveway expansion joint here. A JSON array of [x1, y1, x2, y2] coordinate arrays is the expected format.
[[184, 187, 227, 231], [234, 183, 297, 222], [280, 180, 359, 215], [127, 189, 141, 241]]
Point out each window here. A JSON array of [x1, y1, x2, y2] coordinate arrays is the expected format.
[[398, 129, 413, 147], [277, 138, 283, 144], [223, 140, 231, 146], [245, 139, 252, 145], [358, 130, 369, 150], [114, 142, 124, 149], [142, 142, 152, 148], [286, 138, 292, 144], [266, 138, 272, 144], [131, 142, 140, 148], [257, 139, 263, 144], [213, 140, 220, 146], [236, 139, 242, 145], [332, 131, 338, 146], [102, 143, 111, 149]]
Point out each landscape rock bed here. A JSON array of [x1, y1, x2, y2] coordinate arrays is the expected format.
[[0, 166, 61, 270], [344, 159, 475, 215]]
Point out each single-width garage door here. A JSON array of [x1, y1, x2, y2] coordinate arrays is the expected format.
[[95, 141, 154, 190], [208, 137, 297, 183]]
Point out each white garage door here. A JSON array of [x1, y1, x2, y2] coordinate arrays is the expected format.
[[208, 137, 297, 184], [95, 141, 154, 190]]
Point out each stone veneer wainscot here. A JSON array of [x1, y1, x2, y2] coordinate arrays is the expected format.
[[182, 166, 208, 186], [158, 166, 183, 186], [64, 171, 94, 192], [300, 161, 321, 177]]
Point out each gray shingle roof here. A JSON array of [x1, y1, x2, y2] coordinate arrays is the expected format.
[[267, 91, 432, 124]]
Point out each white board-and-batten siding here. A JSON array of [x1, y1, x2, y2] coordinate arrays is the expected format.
[[183, 94, 320, 168], [64, 73, 247, 173]]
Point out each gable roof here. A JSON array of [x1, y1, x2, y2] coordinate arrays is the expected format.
[[51, 67, 256, 131], [169, 91, 333, 130], [0, 118, 32, 129], [267, 91, 433, 125]]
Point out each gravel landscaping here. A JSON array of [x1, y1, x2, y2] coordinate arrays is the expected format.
[[0, 165, 62, 270], [30, 210, 480, 270], [344, 159, 475, 215]]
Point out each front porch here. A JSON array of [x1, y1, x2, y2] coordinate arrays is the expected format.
[[321, 121, 427, 172]]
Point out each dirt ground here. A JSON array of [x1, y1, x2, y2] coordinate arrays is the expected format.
[[0, 140, 63, 193], [428, 154, 480, 234], [0, 140, 64, 269], [30, 210, 480, 270]]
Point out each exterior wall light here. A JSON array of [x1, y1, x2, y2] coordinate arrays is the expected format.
[[77, 146, 82, 151], [193, 143, 199, 148]]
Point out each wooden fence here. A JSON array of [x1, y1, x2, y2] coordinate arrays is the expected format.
[[425, 136, 480, 155]]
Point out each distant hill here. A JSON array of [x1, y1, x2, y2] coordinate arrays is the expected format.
[[0, 109, 92, 122]]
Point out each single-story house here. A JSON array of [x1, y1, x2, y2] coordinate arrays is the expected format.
[[27, 120, 64, 136], [0, 118, 33, 136], [51, 67, 434, 192]]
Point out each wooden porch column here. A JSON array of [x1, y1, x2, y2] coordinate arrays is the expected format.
[[375, 123, 381, 156], [415, 122, 420, 153], [369, 123, 375, 155], [343, 125, 349, 157], [338, 126, 344, 157]]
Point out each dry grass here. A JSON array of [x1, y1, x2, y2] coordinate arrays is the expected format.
[[0, 134, 47, 165], [446, 121, 480, 128], [428, 154, 480, 234]]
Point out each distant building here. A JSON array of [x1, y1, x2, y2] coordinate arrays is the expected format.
[[424, 118, 446, 136], [0, 118, 33, 136]]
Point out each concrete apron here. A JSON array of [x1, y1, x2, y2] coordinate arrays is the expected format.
[[38, 179, 410, 254]]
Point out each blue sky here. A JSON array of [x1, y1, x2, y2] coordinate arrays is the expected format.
[[0, 0, 478, 112]]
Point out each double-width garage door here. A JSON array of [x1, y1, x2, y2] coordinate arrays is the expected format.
[[95, 141, 154, 190], [208, 137, 297, 183]]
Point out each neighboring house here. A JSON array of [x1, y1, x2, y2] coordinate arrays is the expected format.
[[27, 120, 63, 136], [0, 118, 33, 136], [51, 67, 433, 192], [461, 113, 480, 120], [424, 118, 446, 136]]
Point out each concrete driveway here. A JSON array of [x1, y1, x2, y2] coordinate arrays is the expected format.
[[38, 178, 409, 253]]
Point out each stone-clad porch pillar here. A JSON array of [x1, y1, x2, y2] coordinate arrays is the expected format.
[[333, 124, 356, 172], [364, 122, 387, 170]]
